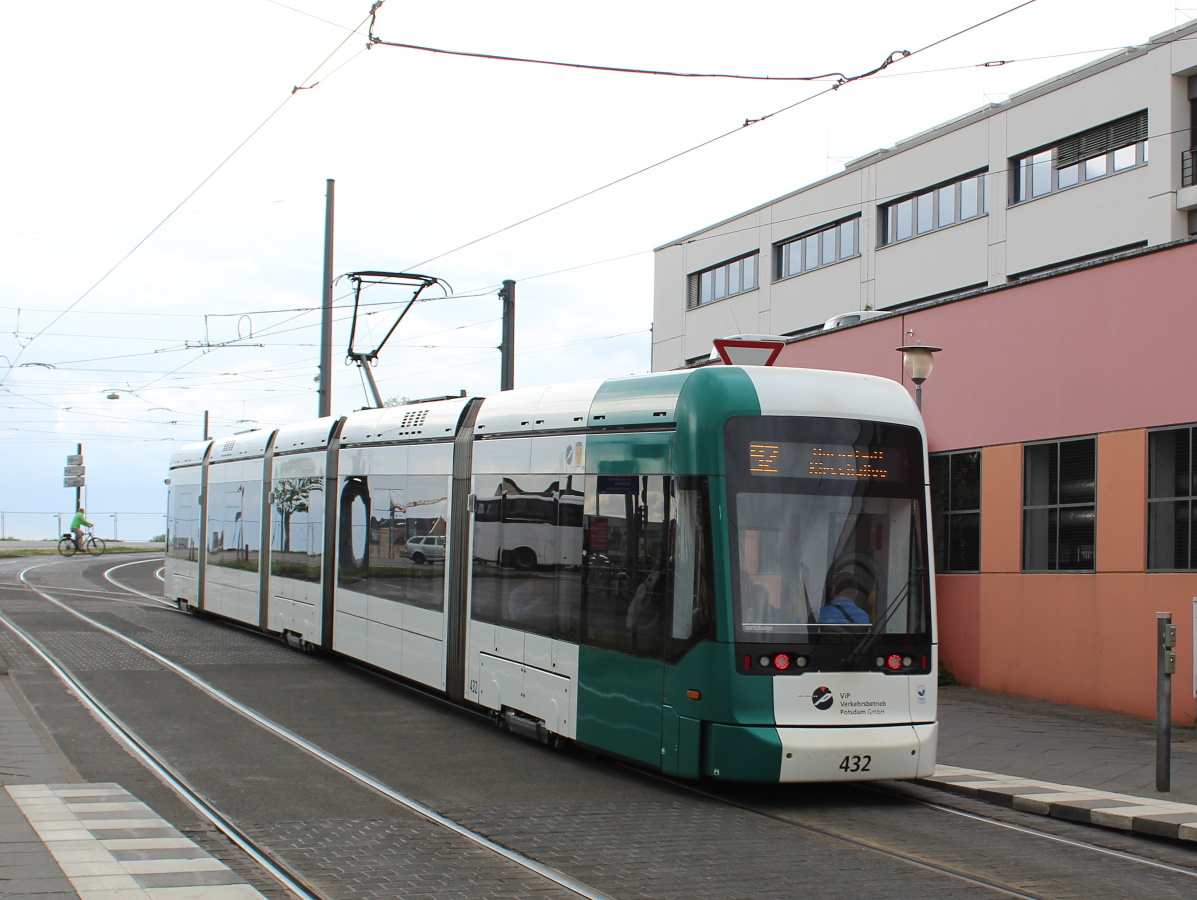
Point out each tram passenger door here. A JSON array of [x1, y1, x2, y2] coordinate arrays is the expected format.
[[574, 475, 670, 768]]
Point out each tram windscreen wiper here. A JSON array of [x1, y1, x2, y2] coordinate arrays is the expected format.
[[844, 574, 917, 666]]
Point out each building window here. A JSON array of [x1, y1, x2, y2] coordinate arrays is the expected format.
[[1012, 110, 1147, 203], [688, 253, 758, 308], [1023, 438, 1096, 572], [774, 217, 860, 280], [1148, 426, 1197, 570], [880, 171, 988, 246], [930, 450, 981, 572]]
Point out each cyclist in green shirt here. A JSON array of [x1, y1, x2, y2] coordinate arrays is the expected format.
[[71, 508, 92, 549]]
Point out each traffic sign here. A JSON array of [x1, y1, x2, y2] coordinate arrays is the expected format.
[[66, 454, 83, 466], [712, 336, 785, 366], [64, 465, 85, 477], [64, 476, 85, 488]]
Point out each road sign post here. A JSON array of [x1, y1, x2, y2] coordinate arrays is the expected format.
[[66, 445, 84, 511]]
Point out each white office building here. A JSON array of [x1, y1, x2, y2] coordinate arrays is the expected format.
[[651, 19, 1197, 371]]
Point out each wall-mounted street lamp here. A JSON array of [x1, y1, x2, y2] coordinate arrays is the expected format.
[[895, 339, 941, 411]]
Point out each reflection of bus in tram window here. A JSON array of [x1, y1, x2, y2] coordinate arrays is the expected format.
[[473, 477, 583, 570]]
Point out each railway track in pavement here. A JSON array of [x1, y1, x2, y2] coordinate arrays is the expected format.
[[2, 553, 1196, 900]]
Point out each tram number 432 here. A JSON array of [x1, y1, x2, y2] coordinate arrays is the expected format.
[[839, 755, 872, 773]]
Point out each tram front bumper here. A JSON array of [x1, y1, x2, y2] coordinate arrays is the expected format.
[[705, 721, 937, 783]]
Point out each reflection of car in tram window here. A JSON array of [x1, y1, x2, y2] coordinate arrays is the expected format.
[[404, 535, 445, 564]]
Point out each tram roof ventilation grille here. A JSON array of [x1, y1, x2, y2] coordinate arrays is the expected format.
[[363, 408, 429, 440]]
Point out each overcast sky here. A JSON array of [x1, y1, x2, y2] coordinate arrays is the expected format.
[[0, 0, 1184, 538]]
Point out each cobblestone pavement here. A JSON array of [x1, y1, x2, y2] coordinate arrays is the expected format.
[[4, 554, 1197, 899]]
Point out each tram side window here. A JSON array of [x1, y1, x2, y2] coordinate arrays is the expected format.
[[470, 474, 584, 636], [337, 475, 448, 611], [207, 477, 263, 572], [668, 476, 714, 644], [469, 471, 713, 660], [167, 483, 202, 562], [270, 473, 324, 582], [579, 474, 712, 659]]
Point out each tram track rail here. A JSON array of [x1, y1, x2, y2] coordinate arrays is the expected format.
[[7, 554, 1197, 900], [11, 558, 618, 900], [616, 749, 1197, 900], [0, 579, 324, 899], [658, 770, 1197, 899]]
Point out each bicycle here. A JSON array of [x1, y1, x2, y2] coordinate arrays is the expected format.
[[57, 527, 106, 557]]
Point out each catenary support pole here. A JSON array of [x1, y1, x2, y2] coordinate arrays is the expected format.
[[500, 280, 515, 391], [319, 179, 335, 417]]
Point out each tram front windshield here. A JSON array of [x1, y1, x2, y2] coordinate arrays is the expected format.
[[724, 416, 930, 643]]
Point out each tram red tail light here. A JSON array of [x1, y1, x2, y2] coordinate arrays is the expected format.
[[773, 653, 792, 671], [886, 654, 903, 671]]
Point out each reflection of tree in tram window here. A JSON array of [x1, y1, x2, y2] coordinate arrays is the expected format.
[[273, 477, 323, 552]]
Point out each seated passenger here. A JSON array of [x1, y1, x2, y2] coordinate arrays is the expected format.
[[818, 581, 871, 624]]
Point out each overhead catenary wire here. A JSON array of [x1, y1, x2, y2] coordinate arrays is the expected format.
[[0, 8, 376, 387], [366, 0, 1038, 85], [399, 0, 1041, 273], [7, 0, 1135, 441]]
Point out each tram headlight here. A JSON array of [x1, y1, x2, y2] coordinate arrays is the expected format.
[[773, 653, 791, 671], [886, 654, 903, 671], [758, 655, 772, 668]]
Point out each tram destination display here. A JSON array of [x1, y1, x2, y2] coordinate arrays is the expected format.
[[748, 441, 907, 481]]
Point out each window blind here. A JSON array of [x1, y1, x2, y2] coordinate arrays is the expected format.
[[1054, 111, 1147, 169]]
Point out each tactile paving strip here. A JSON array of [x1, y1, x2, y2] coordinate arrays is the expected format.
[[6, 783, 269, 898], [921, 765, 1197, 841]]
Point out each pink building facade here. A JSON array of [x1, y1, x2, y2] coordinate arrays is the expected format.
[[770, 241, 1197, 725]]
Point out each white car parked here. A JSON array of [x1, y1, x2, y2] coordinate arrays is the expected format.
[[404, 534, 445, 564]]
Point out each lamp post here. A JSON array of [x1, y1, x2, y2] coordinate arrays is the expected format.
[[895, 340, 941, 411]]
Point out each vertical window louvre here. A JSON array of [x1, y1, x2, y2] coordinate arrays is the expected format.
[[1022, 438, 1095, 572], [930, 450, 981, 573], [1148, 426, 1197, 570]]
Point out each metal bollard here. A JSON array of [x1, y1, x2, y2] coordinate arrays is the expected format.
[[1157, 612, 1177, 792]]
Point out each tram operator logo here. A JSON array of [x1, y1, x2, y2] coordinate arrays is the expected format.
[[812, 686, 835, 710]]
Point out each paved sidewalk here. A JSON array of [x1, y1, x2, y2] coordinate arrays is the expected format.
[[0, 667, 269, 899], [926, 686, 1197, 841]]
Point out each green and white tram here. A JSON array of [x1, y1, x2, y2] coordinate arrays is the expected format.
[[165, 365, 937, 783]]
